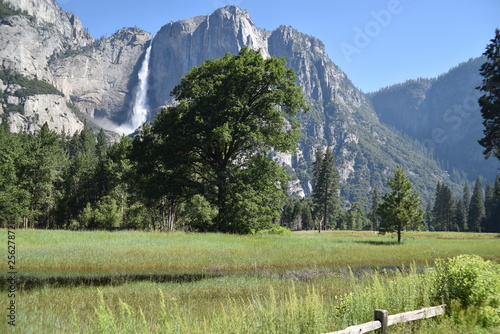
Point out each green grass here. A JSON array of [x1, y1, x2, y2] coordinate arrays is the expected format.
[[0, 230, 498, 333], [9, 230, 500, 277]]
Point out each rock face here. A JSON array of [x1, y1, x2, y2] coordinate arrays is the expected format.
[[149, 6, 269, 110], [51, 28, 152, 122], [8, 94, 83, 134], [0, 0, 91, 133], [1, 0, 91, 82]]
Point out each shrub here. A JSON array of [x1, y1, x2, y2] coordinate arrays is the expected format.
[[433, 254, 500, 327], [257, 224, 292, 235]]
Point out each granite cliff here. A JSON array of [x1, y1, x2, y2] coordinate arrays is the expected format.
[[0, 0, 91, 133]]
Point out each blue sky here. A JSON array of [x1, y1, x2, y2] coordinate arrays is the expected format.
[[56, 0, 499, 93]]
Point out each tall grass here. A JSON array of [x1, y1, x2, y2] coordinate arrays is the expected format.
[[83, 264, 485, 334]]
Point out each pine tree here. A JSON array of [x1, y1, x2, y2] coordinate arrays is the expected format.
[[486, 175, 500, 232], [455, 199, 468, 232], [461, 182, 471, 231], [300, 198, 314, 231], [468, 177, 486, 232], [346, 202, 369, 230], [367, 187, 381, 230], [63, 124, 99, 226], [424, 200, 434, 231], [433, 182, 456, 231], [376, 166, 424, 243], [485, 182, 495, 232], [478, 29, 500, 160], [19, 123, 67, 228], [0, 119, 29, 227], [312, 148, 340, 232]]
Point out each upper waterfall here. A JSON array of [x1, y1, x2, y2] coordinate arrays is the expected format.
[[116, 43, 153, 134]]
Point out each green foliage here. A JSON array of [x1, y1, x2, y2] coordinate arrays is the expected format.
[[4, 103, 24, 114], [83, 259, 495, 333], [486, 176, 500, 232], [257, 224, 292, 235], [376, 166, 424, 243], [434, 254, 500, 327], [312, 148, 340, 231], [132, 48, 307, 233], [344, 202, 370, 230], [0, 68, 63, 98], [178, 195, 217, 231], [468, 177, 486, 232], [432, 182, 457, 231], [478, 28, 500, 160], [0, 120, 29, 226], [0, 0, 22, 19]]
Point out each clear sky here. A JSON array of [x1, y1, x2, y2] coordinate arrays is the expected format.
[[56, 0, 499, 93]]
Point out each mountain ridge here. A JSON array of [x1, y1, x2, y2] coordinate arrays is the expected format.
[[369, 56, 500, 182]]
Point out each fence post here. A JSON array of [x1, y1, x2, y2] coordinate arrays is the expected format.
[[374, 309, 388, 334]]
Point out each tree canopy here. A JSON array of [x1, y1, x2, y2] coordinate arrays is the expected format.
[[131, 47, 308, 233], [478, 29, 500, 160]]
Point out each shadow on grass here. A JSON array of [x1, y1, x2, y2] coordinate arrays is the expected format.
[[0, 273, 221, 291], [353, 240, 401, 246]]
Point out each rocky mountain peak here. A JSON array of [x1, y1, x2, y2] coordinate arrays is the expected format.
[[148, 6, 269, 109], [3, 0, 91, 45]]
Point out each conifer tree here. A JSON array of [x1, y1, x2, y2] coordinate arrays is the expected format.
[[468, 177, 486, 232], [20, 123, 67, 228], [0, 119, 29, 227], [455, 199, 468, 232], [376, 166, 424, 243], [485, 175, 500, 232], [424, 200, 434, 231], [368, 187, 381, 230], [433, 182, 456, 231], [461, 182, 471, 231], [312, 148, 340, 232], [478, 29, 500, 160], [485, 182, 495, 231]]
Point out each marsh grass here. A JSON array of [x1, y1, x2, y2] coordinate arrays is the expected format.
[[1, 230, 498, 333], [74, 265, 488, 333]]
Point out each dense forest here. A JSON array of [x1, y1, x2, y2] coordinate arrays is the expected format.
[[1, 118, 498, 233]]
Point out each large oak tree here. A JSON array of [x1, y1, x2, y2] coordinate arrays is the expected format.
[[132, 48, 307, 233]]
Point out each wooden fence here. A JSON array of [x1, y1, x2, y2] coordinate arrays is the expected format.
[[325, 304, 446, 334]]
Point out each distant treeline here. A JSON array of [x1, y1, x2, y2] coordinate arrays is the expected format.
[[0, 119, 498, 233]]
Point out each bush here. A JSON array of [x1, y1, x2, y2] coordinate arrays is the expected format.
[[257, 224, 292, 235], [433, 254, 500, 327]]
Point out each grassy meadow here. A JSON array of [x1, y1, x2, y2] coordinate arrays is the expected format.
[[1, 229, 499, 333]]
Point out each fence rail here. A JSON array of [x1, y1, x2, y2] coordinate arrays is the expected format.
[[325, 304, 446, 334]]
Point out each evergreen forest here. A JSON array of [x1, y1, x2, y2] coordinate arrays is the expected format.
[[1, 119, 498, 233]]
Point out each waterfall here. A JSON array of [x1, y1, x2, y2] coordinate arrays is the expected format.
[[116, 43, 152, 135], [130, 43, 152, 129]]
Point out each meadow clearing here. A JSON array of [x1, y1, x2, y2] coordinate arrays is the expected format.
[[1, 229, 499, 333]]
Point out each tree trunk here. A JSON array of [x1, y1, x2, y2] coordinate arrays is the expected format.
[[397, 222, 402, 244]]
